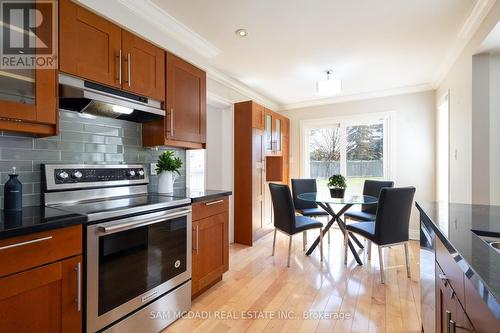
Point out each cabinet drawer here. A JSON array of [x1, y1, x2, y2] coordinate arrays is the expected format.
[[436, 237, 465, 304], [0, 225, 82, 277], [192, 197, 229, 221]]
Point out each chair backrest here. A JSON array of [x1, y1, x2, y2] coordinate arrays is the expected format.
[[362, 180, 395, 213], [291, 179, 318, 210], [374, 187, 416, 245], [269, 183, 296, 234]]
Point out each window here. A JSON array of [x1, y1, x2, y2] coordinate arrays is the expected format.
[[186, 149, 206, 189], [302, 115, 390, 195]]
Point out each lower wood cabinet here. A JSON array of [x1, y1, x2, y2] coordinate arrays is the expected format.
[[0, 226, 83, 333], [191, 197, 229, 297]]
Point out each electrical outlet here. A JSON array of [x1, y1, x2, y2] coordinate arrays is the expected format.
[[150, 163, 158, 175]]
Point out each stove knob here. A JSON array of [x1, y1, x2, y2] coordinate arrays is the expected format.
[[138, 170, 145, 176], [72, 171, 83, 179], [57, 171, 69, 180], [127, 170, 136, 177]]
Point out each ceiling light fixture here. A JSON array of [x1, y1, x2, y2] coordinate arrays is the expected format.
[[315, 70, 342, 96], [235, 29, 248, 37]]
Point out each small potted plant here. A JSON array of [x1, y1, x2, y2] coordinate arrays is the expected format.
[[156, 150, 182, 193], [328, 174, 347, 198]]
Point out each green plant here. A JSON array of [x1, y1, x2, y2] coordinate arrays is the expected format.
[[156, 151, 183, 175], [327, 174, 347, 189]]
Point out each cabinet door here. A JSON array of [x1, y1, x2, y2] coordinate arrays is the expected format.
[[273, 115, 282, 155], [436, 263, 474, 333], [166, 53, 206, 144], [192, 213, 228, 296], [0, 0, 57, 130], [60, 0, 121, 88], [121, 31, 165, 101], [0, 255, 82, 333]]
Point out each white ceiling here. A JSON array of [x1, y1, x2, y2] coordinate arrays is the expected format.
[[151, 0, 477, 108]]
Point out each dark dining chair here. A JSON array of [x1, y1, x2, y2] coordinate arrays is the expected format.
[[344, 180, 395, 222], [291, 178, 331, 245], [269, 183, 324, 267], [344, 186, 416, 283]]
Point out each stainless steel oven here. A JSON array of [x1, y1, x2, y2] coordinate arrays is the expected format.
[[86, 207, 192, 333]]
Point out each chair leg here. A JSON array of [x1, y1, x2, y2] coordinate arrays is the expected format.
[[302, 231, 307, 251], [378, 246, 385, 284], [272, 229, 277, 256], [319, 228, 323, 262], [328, 228, 331, 244], [344, 229, 349, 265], [367, 240, 372, 260], [404, 242, 411, 278], [287, 235, 293, 267]]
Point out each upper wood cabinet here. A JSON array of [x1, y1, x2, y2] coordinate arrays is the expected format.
[[0, 0, 57, 136], [60, 0, 121, 88], [143, 53, 206, 149], [59, 0, 165, 101], [121, 31, 165, 100]]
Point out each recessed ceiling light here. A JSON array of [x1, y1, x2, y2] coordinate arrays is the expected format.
[[235, 29, 248, 37], [315, 70, 342, 96]]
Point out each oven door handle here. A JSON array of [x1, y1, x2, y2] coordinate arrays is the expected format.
[[98, 208, 191, 233]]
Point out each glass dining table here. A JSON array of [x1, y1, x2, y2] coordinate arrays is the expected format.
[[297, 192, 378, 265]]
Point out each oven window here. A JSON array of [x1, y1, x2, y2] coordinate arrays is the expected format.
[[98, 216, 187, 315]]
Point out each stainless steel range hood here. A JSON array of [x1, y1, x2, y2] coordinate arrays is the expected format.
[[58, 73, 165, 122]]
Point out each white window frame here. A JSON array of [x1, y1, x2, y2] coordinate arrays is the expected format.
[[299, 111, 395, 181]]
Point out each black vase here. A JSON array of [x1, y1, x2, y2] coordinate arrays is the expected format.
[[329, 188, 345, 198], [4, 168, 22, 212]]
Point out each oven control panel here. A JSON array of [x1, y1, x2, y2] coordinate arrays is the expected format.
[[53, 167, 146, 184]]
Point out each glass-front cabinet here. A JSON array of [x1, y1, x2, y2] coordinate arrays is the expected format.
[[274, 116, 282, 154], [265, 111, 273, 153], [0, 0, 58, 136]]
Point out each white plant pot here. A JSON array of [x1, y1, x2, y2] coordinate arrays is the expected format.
[[158, 172, 177, 193]]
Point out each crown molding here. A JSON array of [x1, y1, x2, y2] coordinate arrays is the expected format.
[[279, 83, 433, 111], [115, 0, 221, 59], [431, 0, 496, 86]]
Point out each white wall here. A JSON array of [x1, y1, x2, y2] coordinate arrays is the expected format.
[[436, 2, 500, 204], [205, 103, 235, 243], [489, 53, 500, 204], [281, 91, 436, 238]]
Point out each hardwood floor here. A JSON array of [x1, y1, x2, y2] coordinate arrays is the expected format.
[[164, 226, 421, 333]]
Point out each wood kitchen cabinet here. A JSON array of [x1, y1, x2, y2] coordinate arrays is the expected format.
[[191, 197, 229, 298], [0, 226, 83, 333], [143, 52, 206, 149], [0, 0, 57, 136], [234, 101, 290, 245], [60, 0, 165, 101]]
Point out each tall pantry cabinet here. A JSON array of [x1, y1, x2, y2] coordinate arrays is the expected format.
[[234, 101, 290, 246]]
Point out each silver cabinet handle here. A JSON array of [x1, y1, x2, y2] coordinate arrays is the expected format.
[[117, 49, 122, 84], [127, 53, 131, 87], [0, 236, 53, 251], [439, 273, 448, 286], [205, 199, 224, 206], [195, 224, 199, 255], [75, 262, 81, 312], [170, 108, 174, 137], [446, 311, 452, 333], [449, 320, 456, 333]]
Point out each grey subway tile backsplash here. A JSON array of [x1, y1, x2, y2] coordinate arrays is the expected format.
[[0, 110, 186, 208]]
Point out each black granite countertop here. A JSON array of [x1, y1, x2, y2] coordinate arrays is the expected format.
[[159, 188, 232, 203], [416, 202, 500, 317], [0, 206, 87, 240]]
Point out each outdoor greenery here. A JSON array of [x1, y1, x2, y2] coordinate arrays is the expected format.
[[309, 124, 383, 162], [156, 151, 183, 175], [328, 174, 347, 189]]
